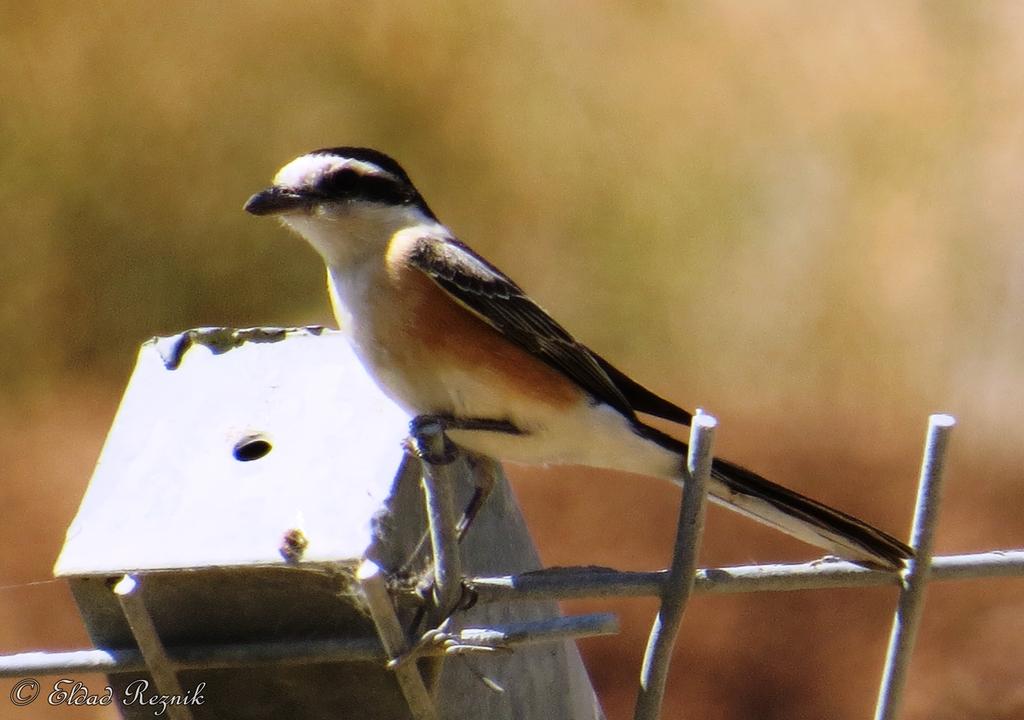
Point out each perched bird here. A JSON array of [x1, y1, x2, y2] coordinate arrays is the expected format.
[[245, 146, 912, 569]]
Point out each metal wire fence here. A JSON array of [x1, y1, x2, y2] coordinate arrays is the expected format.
[[1, 412, 1022, 720]]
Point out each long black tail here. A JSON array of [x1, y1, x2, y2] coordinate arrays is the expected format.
[[710, 457, 913, 569], [633, 421, 913, 569]]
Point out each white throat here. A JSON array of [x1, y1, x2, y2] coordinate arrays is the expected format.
[[281, 202, 447, 335], [281, 202, 440, 271]]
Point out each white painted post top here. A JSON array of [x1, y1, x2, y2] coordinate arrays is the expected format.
[[54, 327, 411, 576]]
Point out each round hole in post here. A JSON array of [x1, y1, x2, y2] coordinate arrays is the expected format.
[[233, 434, 273, 462]]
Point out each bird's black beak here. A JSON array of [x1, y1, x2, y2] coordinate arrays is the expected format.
[[243, 187, 309, 216]]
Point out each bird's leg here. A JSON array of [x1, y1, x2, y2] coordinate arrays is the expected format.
[[407, 414, 521, 543], [410, 414, 522, 441], [402, 414, 519, 637], [454, 457, 496, 541]]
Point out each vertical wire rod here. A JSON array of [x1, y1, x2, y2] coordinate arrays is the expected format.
[[874, 413, 956, 720], [113, 575, 195, 720], [412, 419, 463, 615], [357, 560, 439, 720], [635, 411, 717, 720]]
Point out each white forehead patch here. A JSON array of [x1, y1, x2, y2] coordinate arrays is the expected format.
[[272, 154, 390, 190]]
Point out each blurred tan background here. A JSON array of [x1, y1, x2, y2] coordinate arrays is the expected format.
[[2, 2, 1023, 718]]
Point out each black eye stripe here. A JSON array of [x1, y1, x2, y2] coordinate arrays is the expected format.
[[315, 167, 411, 205], [299, 150, 438, 220]]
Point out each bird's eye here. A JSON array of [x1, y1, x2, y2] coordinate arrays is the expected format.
[[317, 168, 362, 197], [316, 167, 409, 206]]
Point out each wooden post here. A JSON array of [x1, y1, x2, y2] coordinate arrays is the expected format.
[[54, 327, 606, 719]]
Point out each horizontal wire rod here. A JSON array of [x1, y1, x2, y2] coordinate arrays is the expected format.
[[466, 549, 1024, 601], [0, 638, 383, 677], [3, 551, 1018, 679], [0, 614, 617, 678]]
